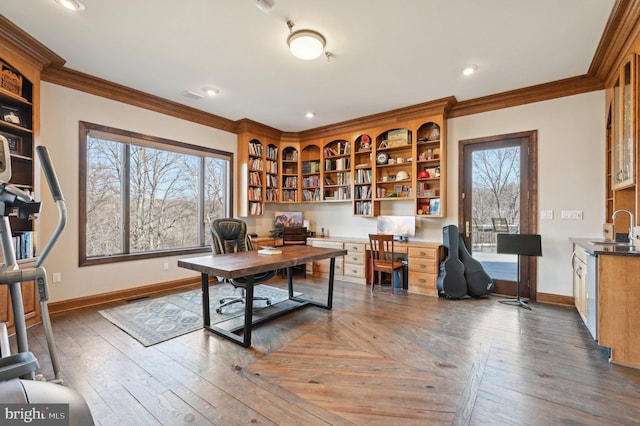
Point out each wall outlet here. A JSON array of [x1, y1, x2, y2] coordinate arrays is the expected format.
[[634, 226, 640, 240], [52, 272, 61, 283], [561, 210, 583, 220], [541, 210, 553, 220], [163, 262, 169, 271]]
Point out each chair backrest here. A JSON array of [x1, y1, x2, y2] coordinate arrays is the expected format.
[[282, 226, 307, 246], [369, 233, 395, 263], [491, 217, 510, 233], [210, 218, 252, 255]]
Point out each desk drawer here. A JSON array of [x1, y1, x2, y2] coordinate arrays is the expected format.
[[345, 242, 366, 253], [408, 247, 438, 259], [343, 263, 366, 278], [345, 252, 365, 265], [312, 240, 344, 250], [311, 258, 343, 275], [409, 272, 438, 296], [408, 258, 438, 274]]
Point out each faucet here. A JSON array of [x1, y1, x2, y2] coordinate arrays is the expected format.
[[612, 209, 635, 246]]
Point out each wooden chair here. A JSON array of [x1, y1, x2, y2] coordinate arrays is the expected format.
[[368, 233, 405, 292], [281, 227, 307, 276]]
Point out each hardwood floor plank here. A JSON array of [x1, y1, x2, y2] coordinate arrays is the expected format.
[[13, 277, 640, 426]]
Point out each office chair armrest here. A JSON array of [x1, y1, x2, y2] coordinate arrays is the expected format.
[[0, 352, 39, 381]]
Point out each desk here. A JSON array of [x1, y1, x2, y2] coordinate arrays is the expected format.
[[178, 245, 347, 347]]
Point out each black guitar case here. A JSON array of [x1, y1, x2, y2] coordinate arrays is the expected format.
[[437, 225, 467, 298], [458, 234, 495, 297]]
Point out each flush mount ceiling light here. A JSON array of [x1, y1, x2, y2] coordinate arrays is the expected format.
[[54, 0, 85, 11], [305, 112, 315, 118], [287, 21, 326, 61], [463, 65, 478, 76]]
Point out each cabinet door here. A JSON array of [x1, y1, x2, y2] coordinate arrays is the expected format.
[[612, 56, 636, 190]]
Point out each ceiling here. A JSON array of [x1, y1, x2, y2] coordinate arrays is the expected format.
[[2, 0, 616, 132]]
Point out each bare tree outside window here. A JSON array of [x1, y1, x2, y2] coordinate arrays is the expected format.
[[472, 147, 520, 231], [81, 122, 233, 265]]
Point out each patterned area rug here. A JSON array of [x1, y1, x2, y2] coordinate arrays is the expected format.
[[99, 284, 294, 346]]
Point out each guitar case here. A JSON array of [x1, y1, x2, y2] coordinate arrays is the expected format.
[[458, 234, 495, 297], [437, 225, 468, 298]]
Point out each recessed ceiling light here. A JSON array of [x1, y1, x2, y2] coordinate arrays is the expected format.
[[256, 0, 274, 13], [204, 88, 220, 96], [305, 112, 315, 118], [463, 65, 478, 76], [54, 0, 85, 11]]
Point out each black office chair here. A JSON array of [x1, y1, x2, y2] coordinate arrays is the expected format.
[[210, 218, 275, 313]]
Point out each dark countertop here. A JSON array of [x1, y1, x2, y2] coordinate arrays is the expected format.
[[570, 237, 640, 256]]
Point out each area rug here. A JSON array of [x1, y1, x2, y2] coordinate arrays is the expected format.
[[99, 284, 295, 346]]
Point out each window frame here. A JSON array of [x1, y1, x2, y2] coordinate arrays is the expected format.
[[79, 121, 233, 266]]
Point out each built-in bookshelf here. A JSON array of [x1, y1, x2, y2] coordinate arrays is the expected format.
[[281, 146, 299, 202], [301, 144, 321, 201], [353, 134, 378, 216], [323, 139, 351, 201], [265, 143, 278, 202]]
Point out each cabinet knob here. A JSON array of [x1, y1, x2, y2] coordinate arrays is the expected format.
[[419, 278, 426, 283]]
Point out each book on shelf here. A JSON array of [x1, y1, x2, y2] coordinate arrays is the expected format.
[[258, 246, 282, 255]]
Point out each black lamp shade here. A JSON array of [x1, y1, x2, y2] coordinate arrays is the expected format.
[[496, 233, 542, 257]]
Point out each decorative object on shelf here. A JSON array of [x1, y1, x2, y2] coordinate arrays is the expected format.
[[286, 20, 331, 61], [376, 151, 389, 165], [396, 170, 410, 181], [0, 131, 21, 154], [418, 169, 429, 179], [1, 105, 24, 126], [429, 198, 441, 215], [426, 125, 440, 141], [386, 129, 409, 146], [1, 62, 22, 96], [359, 135, 371, 151]]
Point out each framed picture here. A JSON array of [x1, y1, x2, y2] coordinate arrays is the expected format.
[[429, 198, 441, 215], [1, 105, 24, 126], [0, 131, 21, 154]]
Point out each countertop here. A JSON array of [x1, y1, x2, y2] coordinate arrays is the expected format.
[[570, 237, 640, 256]]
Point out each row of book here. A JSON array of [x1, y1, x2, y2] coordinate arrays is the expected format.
[[248, 187, 263, 201], [325, 187, 351, 200], [13, 231, 36, 260], [249, 202, 263, 215], [355, 185, 372, 200], [354, 201, 373, 216], [324, 172, 351, 186], [266, 159, 278, 174], [283, 150, 298, 161], [249, 171, 262, 186], [302, 189, 321, 201], [265, 145, 278, 160], [249, 142, 263, 157], [324, 142, 351, 156], [282, 176, 298, 188], [355, 168, 372, 184], [266, 189, 278, 202], [324, 157, 350, 171], [266, 175, 278, 188], [302, 175, 320, 188], [301, 161, 320, 174], [282, 190, 298, 201], [249, 158, 264, 171]]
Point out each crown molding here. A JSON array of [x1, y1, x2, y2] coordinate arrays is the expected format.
[[589, 0, 640, 83], [235, 118, 283, 140], [0, 14, 65, 70], [449, 75, 604, 118], [42, 66, 238, 133]]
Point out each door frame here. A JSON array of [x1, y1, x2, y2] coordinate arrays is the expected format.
[[458, 130, 538, 301]]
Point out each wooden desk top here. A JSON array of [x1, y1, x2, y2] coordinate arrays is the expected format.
[[178, 245, 347, 279]]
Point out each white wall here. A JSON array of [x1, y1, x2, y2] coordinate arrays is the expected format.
[[39, 83, 604, 302], [39, 82, 237, 302]]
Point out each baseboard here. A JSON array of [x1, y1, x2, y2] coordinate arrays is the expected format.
[[47, 277, 202, 314], [537, 292, 574, 306]]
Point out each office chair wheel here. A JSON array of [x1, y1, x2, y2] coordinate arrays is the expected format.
[[215, 307, 222, 314], [266, 300, 271, 306]]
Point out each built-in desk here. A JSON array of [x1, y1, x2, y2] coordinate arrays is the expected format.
[[307, 237, 443, 296]]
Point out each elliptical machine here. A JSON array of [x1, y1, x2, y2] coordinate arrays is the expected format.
[[0, 135, 93, 424]]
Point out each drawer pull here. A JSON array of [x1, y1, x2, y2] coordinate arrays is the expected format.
[[419, 251, 426, 256], [419, 264, 426, 269], [352, 269, 358, 273], [419, 279, 426, 283]]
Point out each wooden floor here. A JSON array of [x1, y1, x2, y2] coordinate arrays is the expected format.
[[23, 276, 640, 425]]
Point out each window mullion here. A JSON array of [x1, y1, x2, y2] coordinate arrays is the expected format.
[[122, 143, 130, 253]]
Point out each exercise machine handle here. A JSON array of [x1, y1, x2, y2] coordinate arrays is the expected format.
[[35, 146, 67, 268], [36, 146, 64, 202]]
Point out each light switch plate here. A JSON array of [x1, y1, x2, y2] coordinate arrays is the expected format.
[[561, 210, 583, 220], [634, 226, 640, 240], [541, 210, 553, 220]]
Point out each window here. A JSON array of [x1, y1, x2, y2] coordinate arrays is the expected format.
[[79, 121, 233, 265]]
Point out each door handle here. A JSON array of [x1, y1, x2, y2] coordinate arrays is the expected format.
[[465, 221, 470, 238]]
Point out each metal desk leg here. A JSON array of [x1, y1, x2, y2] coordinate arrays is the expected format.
[[242, 276, 254, 347], [289, 257, 335, 310], [201, 273, 210, 327]]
